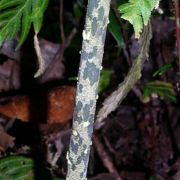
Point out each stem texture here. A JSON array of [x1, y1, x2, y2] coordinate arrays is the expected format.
[[96, 24, 152, 124], [66, 0, 110, 179]]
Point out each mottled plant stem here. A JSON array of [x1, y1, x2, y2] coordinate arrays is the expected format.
[[96, 24, 152, 125], [66, 0, 110, 180]]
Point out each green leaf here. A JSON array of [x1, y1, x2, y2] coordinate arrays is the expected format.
[[73, 2, 83, 20], [32, 0, 49, 33], [0, 156, 34, 180], [153, 63, 173, 77], [108, 9, 124, 47], [0, 0, 49, 47], [0, 156, 64, 180], [118, 0, 160, 38], [98, 69, 112, 93], [142, 81, 177, 103]]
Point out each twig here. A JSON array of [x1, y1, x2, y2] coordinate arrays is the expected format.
[[60, 0, 65, 44], [34, 33, 45, 78], [111, 3, 132, 66], [40, 0, 77, 81], [64, 28, 77, 48], [93, 132, 122, 180], [173, 0, 180, 71], [95, 24, 152, 128], [40, 28, 77, 82]]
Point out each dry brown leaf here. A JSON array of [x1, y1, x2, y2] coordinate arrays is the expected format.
[[0, 125, 15, 152], [0, 59, 20, 92], [0, 86, 76, 125], [36, 38, 65, 83]]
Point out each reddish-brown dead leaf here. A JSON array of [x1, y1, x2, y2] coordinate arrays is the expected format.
[[0, 126, 15, 152], [0, 86, 76, 125]]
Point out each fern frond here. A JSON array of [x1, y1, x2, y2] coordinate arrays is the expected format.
[[118, 0, 160, 38], [142, 81, 177, 103], [0, 0, 48, 48], [31, 0, 49, 33]]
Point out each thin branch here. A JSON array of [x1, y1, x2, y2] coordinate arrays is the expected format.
[[41, 28, 77, 82], [95, 24, 152, 127], [34, 33, 45, 78], [60, 0, 65, 44], [93, 132, 122, 180], [64, 28, 77, 48], [111, 3, 132, 66], [173, 0, 180, 71]]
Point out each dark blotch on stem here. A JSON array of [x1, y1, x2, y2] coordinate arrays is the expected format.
[[83, 61, 100, 85]]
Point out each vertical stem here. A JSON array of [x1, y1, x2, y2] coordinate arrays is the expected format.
[[66, 0, 111, 179], [60, 0, 65, 43], [174, 0, 180, 71]]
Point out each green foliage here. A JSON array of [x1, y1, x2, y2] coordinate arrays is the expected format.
[[0, 156, 64, 180], [153, 63, 173, 77], [73, 1, 83, 20], [98, 69, 112, 93], [0, 156, 34, 180], [118, 0, 160, 38], [142, 81, 177, 103], [108, 9, 124, 47], [0, 0, 49, 48]]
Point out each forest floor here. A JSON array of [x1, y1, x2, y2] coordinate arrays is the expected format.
[[0, 0, 179, 180]]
